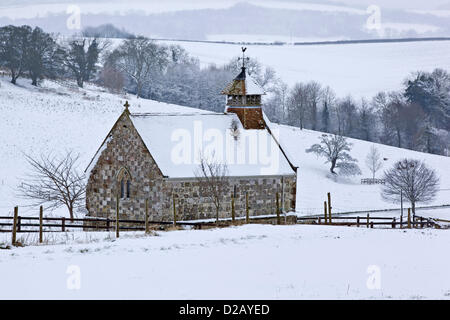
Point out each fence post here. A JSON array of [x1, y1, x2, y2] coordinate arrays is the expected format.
[[370, 221, 374, 229], [106, 218, 110, 231], [276, 192, 280, 225], [116, 194, 120, 238], [17, 215, 21, 232], [245, 192, 249, 223], [357, 216, 360, 227], [62, 217, 66, 232], [145, 199, 149, 234], [39, 206, 43, 244], [323, 201, 328, 225], [400, 215, 403, 229], [12, 206, 18, 246], [173, 195, 177, 227], [366, 214, 369, 228], [407, 208, 411, 229], [392, 217, 396, 229], [327, 192, 332, 224], [231, 195, 235, 223]]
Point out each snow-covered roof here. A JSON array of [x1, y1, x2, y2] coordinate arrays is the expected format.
[[222, 68, 266, 96], [129, 112, 294, 178]]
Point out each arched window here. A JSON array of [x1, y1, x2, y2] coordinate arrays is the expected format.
[[117, 167, 132, 199]]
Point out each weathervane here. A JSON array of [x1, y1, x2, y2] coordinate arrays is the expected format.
[[238, 47, 249, 69]]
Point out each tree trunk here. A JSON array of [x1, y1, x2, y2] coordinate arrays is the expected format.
[[77, 77, 84, 88], [216, 206, 219, 225], [68, 205, 74, 222], [330, 158, 337, 174]]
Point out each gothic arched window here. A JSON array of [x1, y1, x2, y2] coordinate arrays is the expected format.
[[117, 167, 131, 199]]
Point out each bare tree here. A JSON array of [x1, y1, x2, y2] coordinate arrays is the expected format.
[[99, 65, 124, 93], [0, 25, 31, 84], [195, 154, 229, 223], [365, 145, 383, 179], [63, 38, 103, 88], [321, 86, 335, 133], [109, 37, 168, 98], [17, 152, 86, 220], [305, 81, 322, 131], [306, 134, 361, 176], [382, 159, 439, 214], [288, 83, 309, 129]]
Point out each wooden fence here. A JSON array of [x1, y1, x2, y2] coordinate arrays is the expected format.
[[361, 178, 386, 185], [297, 214, 437, 229]]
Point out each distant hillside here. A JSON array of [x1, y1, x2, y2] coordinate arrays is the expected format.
[[0, 2, 449, 40]]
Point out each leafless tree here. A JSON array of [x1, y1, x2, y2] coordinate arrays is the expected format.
[[306, 134, 361, 176], [382, 159, 439, 214], [365, 145, 383, 179], [195, 154, 229, 223], [17, 152, 86, 220], [305, 81, 322, 131], [62, 38, 105, 88], [288, 82, 309, 129], [99, 65, 124, 93], [109, 37, 168, 98]]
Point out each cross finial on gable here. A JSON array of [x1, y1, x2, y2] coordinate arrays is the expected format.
[[124, 100, 130, 112]]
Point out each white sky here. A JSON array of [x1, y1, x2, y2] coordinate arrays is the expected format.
[[0, 0, 448, 20]]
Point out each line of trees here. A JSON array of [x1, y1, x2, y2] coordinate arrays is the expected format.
[[0, 25, 105, 88], [1, 24, 448, 157], [265, 70, 450, 157]]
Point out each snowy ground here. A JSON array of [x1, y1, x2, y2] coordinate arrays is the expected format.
[[158, 39, 450, 99], [0, 77, 208, 216], [1, 224, 450, 299], [0, 77, 449, 219], [271, 124, 450, 216]]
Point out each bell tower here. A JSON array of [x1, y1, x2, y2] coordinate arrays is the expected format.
[[221, 48, 266, 129]]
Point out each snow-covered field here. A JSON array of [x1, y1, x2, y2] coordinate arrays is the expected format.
[[272, 124, 450, 216], [0, 77, 449, 219], [1, 224, 450, 299], [158, 40, 450, 98]]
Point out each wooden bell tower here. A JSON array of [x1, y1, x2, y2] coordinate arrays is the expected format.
[[221, 48, 266, 129]]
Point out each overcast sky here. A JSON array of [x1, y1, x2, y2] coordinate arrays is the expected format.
[[0, 0, 448, 11]]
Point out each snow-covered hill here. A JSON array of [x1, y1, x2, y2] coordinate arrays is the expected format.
[[158, 39, 450, 99], [0, 77, 449, 218], [269, 124, 450, 215], [0, 77, 208, 216]]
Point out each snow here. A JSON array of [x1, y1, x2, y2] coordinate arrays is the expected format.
[[158, 40, 450, 99], [0, 76, 449, 219], [206, 34, 350, 44], [129, 113, 294, 177], [1, 224, 450, 299], [269, 123, 450, 216], [243, 75, 266, 95], [0, 77, 206, 216]]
